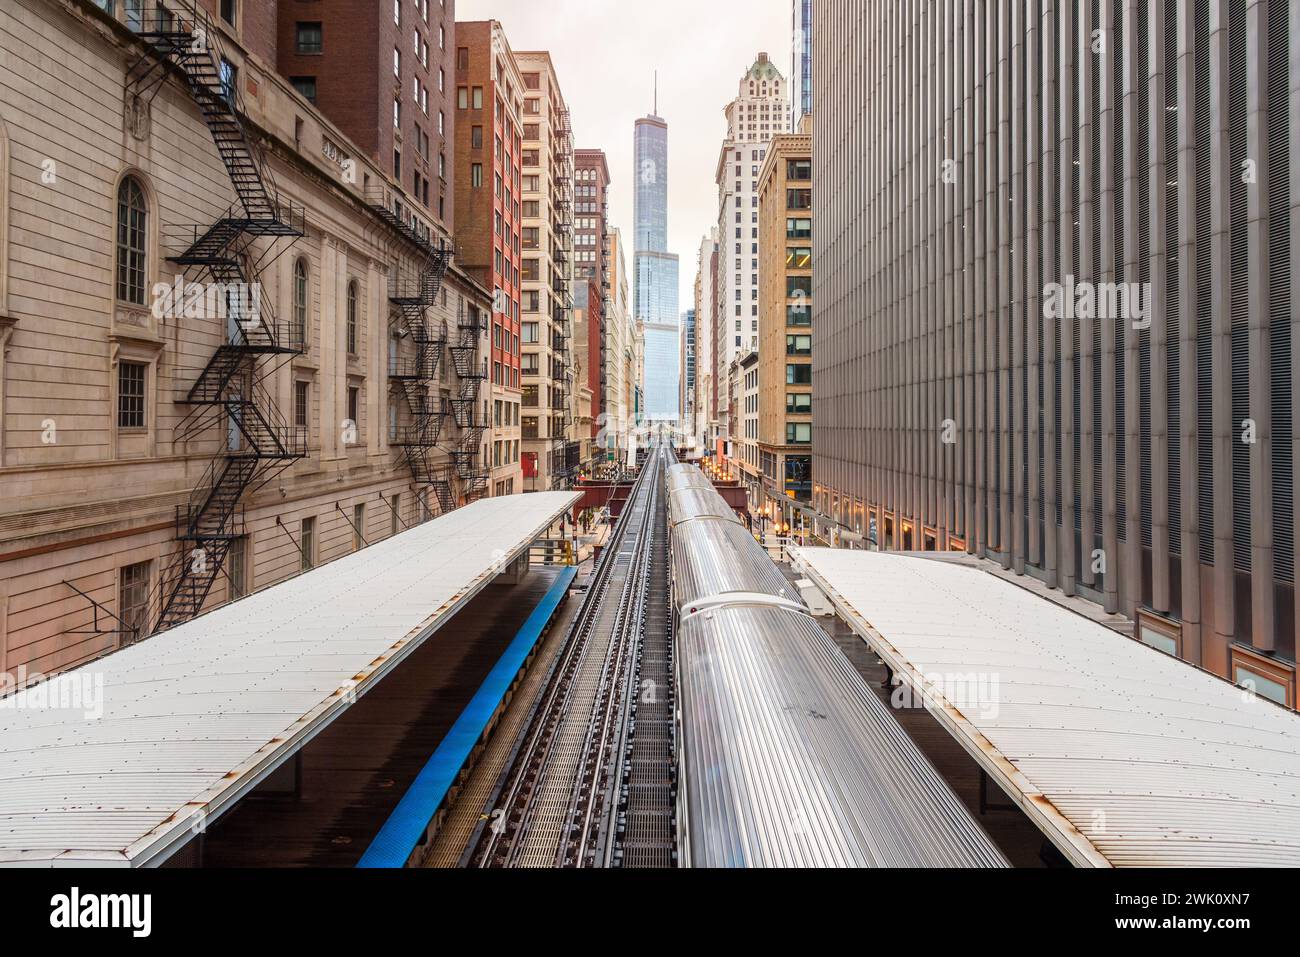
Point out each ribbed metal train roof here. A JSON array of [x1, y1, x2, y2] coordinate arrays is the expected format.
[[793, 547, 1300, 868], [665, 464, 715, 494], [0, 493, 580, 867], [667, 487, 742, 527], [671, 517, 795, 609], [677, 605, 1009, 867]]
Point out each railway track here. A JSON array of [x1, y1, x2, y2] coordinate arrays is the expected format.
[[468, 442, 676, 868]]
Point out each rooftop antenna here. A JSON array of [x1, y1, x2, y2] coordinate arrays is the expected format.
[[654, 70, 658, 116]]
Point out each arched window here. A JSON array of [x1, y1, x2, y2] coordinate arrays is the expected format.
[[346, 280, 359, 355], [116, 177, 148, 305], [293, 259, 308, 346]]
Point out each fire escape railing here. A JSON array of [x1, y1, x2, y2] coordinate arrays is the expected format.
[[125, 2, 306, 635], [362, 186, 464, 515]]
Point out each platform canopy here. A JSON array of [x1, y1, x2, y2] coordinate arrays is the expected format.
[[0, 492, 579, 867], [792, 547, 1300, 868]]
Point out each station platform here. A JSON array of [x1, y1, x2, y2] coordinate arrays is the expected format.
[[189, 566, 575, 867], [0, 492, 580, 867], [793, 546, 1300, 868]]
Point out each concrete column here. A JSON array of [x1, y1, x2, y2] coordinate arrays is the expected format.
[[1246, 0, 1275, 650], [1100, 0, 1121, 614], [1042, 0, 1060, 588], [1175, 0, 1203, 661], [1012, 0, 1028, 574], [1208, 0, 1236, 652], [1151, 0, 1173, 614], [1029, 0, 1044, 569]]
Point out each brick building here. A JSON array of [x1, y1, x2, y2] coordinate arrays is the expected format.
[[454, 19, 524, 497], [574, 149, 610, 445], [276, 0, 456, 232]]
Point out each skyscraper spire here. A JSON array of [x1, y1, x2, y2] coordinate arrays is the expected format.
[[653, 69, 658, 117]]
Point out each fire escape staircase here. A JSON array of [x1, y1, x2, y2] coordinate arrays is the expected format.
[[364, 187, 457, 514], [129, 3, 306, 634], [445, 307, 490, 501]]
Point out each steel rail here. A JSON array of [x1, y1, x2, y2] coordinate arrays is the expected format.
[[468, 445, 658, 867]]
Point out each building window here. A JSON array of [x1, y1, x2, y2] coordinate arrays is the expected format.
[[293, 259, 308, 345], [346, 281, 359, 355], [220, 0, 237, 25], [390, 493, 402, 536], [787, 158, 812, 180], [353, 504, 366, 551], [300, 517, 316, 572], [218, 533, 246, 603], [294, 380, 310, 433], [786, 334, 812, 356], [117, 361, 147, 430], [786, 393, 812, 414], [290, 76, 317, 103], [115, 176, 148, 305], [787, 303, 812, 326], [786, 423, 812, 445], [295, 22, 322, 54], [347, 386, 360, 440], [1231, 647, 1295, 709], [119, 561, 151, 643], [787, 364, 812, 386], [786, 247, 812, 269], [787, 275, 813, 299], [787, 217, 812, 239]]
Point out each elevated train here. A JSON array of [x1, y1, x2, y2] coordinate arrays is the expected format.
[[665, 463, 1007, 868]]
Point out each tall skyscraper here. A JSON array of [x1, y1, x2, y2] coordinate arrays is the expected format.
[[790, 0, 812, 131], [714, 54, 789, 383], [813, 0, 1300, 708], [634, 99, 680, 420]]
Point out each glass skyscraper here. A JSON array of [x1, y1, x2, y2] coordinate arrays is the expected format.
[[634, 112, 680, 420]]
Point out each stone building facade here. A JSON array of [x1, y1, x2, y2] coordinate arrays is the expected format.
[[0, 0, 490, 675]]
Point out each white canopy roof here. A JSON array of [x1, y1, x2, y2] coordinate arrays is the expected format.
[[792, 547, 1300, 868], [0, 493, 579, 867]]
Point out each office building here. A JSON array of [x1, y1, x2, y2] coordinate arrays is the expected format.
[[813, 0, 1299, 705]]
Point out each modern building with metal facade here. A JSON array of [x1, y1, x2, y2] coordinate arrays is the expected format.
[[791, 0, 813, 131], [812, 0, 1300, 702]]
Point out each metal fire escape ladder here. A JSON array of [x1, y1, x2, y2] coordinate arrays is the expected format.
[[129, 2, 306, 634], [363, 187, 455, 514], [446, 303, 490, 501]]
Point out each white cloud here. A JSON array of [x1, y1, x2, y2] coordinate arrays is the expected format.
[[456, 0, 791, 309]]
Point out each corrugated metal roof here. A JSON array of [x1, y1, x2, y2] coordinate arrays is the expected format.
[[792, 547, 1300, 868], [0, 493, 580, 868]]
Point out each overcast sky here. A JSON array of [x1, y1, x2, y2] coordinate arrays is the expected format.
[[457, 0, 792, 312]]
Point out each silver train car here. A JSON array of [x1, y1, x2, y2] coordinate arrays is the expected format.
[[668, 464, 1008, 868]]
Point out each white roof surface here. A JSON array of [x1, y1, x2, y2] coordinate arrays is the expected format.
[[792, 547, 1300, 868], [0, 493, 579, 867]]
